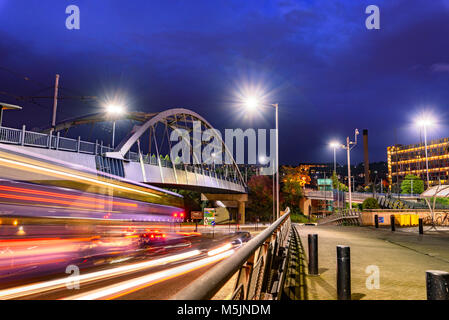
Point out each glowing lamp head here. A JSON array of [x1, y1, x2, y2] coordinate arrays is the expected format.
[[106, 104, 125, 115], [329, 141, 340, 149], [244, 96, 259, 111], [416, 118, 434, 127]]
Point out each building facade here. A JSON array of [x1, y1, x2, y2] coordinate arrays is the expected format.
[[387, 137, 449, 188]]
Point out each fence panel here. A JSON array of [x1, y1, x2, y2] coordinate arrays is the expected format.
[[0, 127, 22, 144], [24, 131, 49, 147]]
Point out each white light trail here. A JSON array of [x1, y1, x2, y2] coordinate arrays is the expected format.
[[207, 243, 232, 256], [0, 250, 200, 300], [65, 249, 234, 300]]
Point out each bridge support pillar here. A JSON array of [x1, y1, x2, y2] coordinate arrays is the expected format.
[[300, 197, 312, 216], [201, 193, 248, 225], [238, 201, 245, 225]]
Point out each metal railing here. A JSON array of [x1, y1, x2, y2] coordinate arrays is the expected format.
[[172, 208, 291, 300], [317, 209, 361, 226], [0, 125, 245, 188]]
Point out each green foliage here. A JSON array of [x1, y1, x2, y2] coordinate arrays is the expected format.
[[290, 213, 316, 223], [331, 171, 348, 191], [400, 175, 424, 194], [362, 197, 380, 210]]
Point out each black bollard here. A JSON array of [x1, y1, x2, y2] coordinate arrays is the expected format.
[[426, 270, 449, 300], [308, 234, 318, 275], [337, 245, 351, 300], [374, 215, 379, 228], [419, 218, 424, 235], [390, 215, 395, 231]]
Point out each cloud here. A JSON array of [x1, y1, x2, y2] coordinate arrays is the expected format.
[[430, 63, 449, 73]]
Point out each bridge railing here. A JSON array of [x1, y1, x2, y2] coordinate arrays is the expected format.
[[317, 208, 361, 225], [0, 125, 245, 187], [172, 208, 291, 300]]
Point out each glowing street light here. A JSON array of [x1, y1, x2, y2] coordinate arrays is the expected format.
[[106, 104, 125, 148], [244, 96, 259, 111], [106, 104, 125, 115], [415, 114, 435, 189], [243, 95, 279, 221]]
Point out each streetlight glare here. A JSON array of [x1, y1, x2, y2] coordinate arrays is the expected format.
[[106, 104, 125, 115], [415, 113, 436, 128], [244, 96, 259, 111], [329, 141, 340, 148]]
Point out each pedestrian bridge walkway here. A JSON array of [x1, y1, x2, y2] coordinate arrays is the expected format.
[[0, 108, 247, 194]]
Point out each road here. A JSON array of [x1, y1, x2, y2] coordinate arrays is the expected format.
[[0, 222, 249, 300]]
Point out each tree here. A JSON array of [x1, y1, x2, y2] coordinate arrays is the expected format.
[[247, 175, 274, 221], [362, 197, 380, 210], [332, 171, 348, 191], [400, 175, 424, 194], [281, 166, 306, 214]]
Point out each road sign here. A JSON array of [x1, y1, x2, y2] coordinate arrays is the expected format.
[[203, 208, 216, 226], [379, 217, 384, 223], [191, 211, 203, 220]]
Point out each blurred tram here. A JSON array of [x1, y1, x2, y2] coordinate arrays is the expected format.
[[0, 144, 184, 223]]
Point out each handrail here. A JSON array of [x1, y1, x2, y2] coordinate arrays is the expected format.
[[172, 207, 291, 300]]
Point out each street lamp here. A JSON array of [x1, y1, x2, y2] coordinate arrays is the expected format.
[[106, 104, 125, 148], [329, 141, 340, 211], [259, 155, 275, 222], [340, 129, 359, 211], [329, 141, 340, 173], [243, 97, 280, 220], [415, 115, 435, 189], [0, 102, 22, 127]]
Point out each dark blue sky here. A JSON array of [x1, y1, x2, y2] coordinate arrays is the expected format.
[[1, 0, 449, 165]]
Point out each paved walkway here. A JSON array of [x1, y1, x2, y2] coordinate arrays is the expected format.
[[296, 224, 449, 300]]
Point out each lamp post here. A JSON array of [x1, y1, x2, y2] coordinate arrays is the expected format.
[[0, 102, 22, 127], [341, 129, 359, 211], [416, 115, 435, 189], [329, 141, 340, 211], [259, 155, 275, 222], [423, 124, 430, 189], [106, 104, 125, 148], [243, 98, 280, 220], [329, 141, 340, 173]]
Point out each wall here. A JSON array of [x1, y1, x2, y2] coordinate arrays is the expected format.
[[361, 210, 449, 226]]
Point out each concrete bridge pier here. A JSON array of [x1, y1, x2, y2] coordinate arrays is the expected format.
[[201, 193, 248, 224], [300, 197, 312, 216]]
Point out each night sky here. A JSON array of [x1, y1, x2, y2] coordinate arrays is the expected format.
[[1, 0, 449, 165]]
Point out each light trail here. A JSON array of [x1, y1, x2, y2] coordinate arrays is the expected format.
[[0, 192, 104, 209], [207, 243, 232, 256], [0, 156, 160, 198], [65, 249, 235, 300], [0, 250, 201, 300], [0, 185, 138, 207]]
